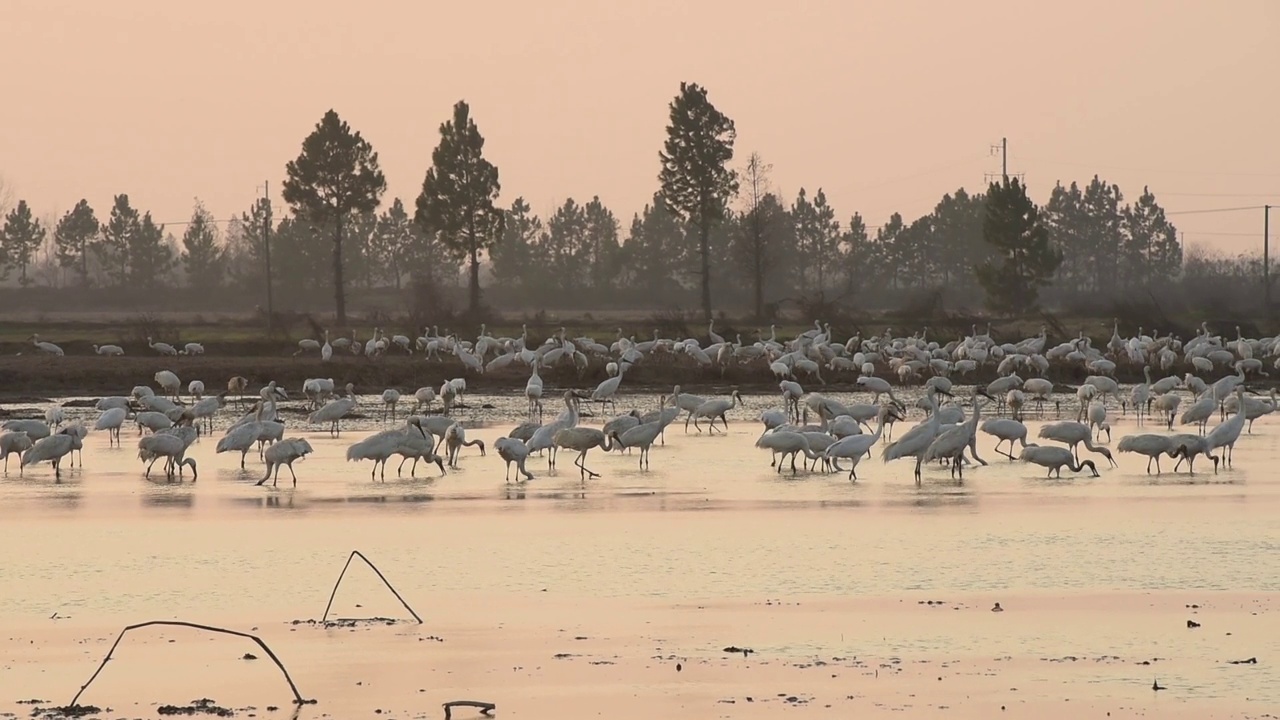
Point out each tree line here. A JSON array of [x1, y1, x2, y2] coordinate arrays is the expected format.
[[1, 83, 1192, 320]]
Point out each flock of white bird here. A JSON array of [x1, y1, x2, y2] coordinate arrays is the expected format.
[[2, 320, 1274, 487]]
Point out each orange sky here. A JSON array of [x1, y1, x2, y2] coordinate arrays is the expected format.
[[4, 0, 1278, 253]]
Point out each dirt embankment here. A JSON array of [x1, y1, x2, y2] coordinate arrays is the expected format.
[[0, 350, 1198, 402]]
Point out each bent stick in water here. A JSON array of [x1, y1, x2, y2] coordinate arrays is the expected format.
[[69, 620, 308, 706], [321, 549, 424, 624]]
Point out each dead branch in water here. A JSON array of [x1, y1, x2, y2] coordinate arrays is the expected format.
[[443, 700, 496, 718], [321, 549, 423, 624], [69, 620, 311, 707]]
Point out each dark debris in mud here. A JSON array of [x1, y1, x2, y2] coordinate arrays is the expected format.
[[156, 696, 234, 712], [156, 698, 234, 717], [29, 705, 102, 719], [288, 616, 409, 629]]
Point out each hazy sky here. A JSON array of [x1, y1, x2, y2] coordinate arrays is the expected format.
[[4, 0, 1278, 253]]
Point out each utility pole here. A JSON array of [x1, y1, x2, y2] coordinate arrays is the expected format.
[[263, 181, 274, 333], [985, 138, 1022, 186]]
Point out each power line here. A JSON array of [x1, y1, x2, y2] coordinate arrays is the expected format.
[[1016, 155, 1280, 178], [1158, 192, 1280, 198], [1165, 205, 1264, 216]]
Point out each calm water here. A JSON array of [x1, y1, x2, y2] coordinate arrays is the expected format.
[[2, 389, 1278, 716], [2, 389, 1278, 618]]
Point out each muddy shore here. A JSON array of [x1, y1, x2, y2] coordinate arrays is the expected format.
[[0, 352, 1209, 400]]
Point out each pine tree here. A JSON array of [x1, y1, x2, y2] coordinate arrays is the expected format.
[[975, 178, 1061, 312], [658, 82, 738, 320], [54, 199, 99, 286], [490, 197, 541, 290], [282, 109, 387, 323], [95, 194, 138, 286], [1123, 186, 1181, 286], [129, 212, 174, 288], [1, 200, 46, 286], [415, 100, 503, 315], [371, 198, 418, 290], [181, 199, 223, 288]]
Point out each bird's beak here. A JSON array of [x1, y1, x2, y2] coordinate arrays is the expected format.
[[980, 391, 995, 401]]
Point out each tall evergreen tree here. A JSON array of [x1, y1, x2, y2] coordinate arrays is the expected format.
[[54, 199, 99, 286], [282, 109, 387, 323], [583, 196, 621, 291], [181, 199, 223, 288], [623, 193, 687, 293], [1042, 182, 1089, 291], [1122, 186, 1181, 286], [931, 188, 986, 287], [415, 100, 504, 314], [839, 212, 869, 292], [129, 212, 174, 288], [371, 198, 418, 290], [975, 178, 1061, 312], [490, 197, 541, 290], [1081, 175, 1123, 292], [95, 194, 139, 286], [1, 200, 46, 285], [658, 81, 739, 320], [224, 198, 271, 291], [873, 214, 905, 290], [543, 198, 586, 290], [734, 152, 789, 319]]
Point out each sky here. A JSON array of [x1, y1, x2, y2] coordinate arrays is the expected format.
[[3, 0, 1279, 254]]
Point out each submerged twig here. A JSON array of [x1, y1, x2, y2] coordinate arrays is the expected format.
[[69, 620, 311, 707], [443, 700, 496, 718], [321, 549, 423, 624]]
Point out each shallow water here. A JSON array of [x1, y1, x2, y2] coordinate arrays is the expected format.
[[1, 388, 1277, 718]]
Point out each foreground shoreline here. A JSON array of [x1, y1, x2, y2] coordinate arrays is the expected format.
[[2, 589, 1273, 720]]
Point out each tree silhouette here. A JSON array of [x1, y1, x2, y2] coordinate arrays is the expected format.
[[129, 212, 174, 288], [54, 199, 98, 286], [95, 194, 139, 286], [371, 199, 419, 290], [490, 197, 541, 291], [623, 193, 687, 293], [658, 82, 738, 321], [734, 152, 790, 319], [1, 200, 47, 286], [583, 196, 621, 291], [181, 199, 223, 289], [415, 100, 504, 315], [1122, 186, 1180, 287], [976, 178, 1061, 312], [283, 109, 386, 324]]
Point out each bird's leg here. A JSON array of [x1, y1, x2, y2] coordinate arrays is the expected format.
[[287, 464, 296, 486]]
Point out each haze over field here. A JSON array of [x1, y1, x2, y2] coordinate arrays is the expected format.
[[4, 0, 1279, 252]]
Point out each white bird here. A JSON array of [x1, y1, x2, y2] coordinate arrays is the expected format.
[[320, 330, 333, 362], [1037, 422, 1116, 467], [855, 376, 900, 406], [612, 420, 665, 470], [347, 427, 412, 481], [413, 386, 436, 414], [688, 390, 744, 434], [180, 342, 204, 356], [29, 334, 64, 356], [45, 406, 65, 428], [393, 428, 448, 478], [882, 388, 944, 483], [1, 431, 34, 473], [295, 337, 321, 356], [148, 337, 178, 356], [155, 370, 182, 400], [309, 384, 358, 437], [138, 433, 196, 480], [3, 419, 51, 441], [444, 423, 486, 468], [526, 391, 582, 470], [93, 344, 124, 356], [823, 407, 893, 481], [552, 426, 614, 481], [755, 430, 821, 474], [1117, 434, 1176, 474], [257, 438, 314, 486], [495, 436, 535, 482], [21, 428, 82, 478], [1204, 386, 1248, 468], [381, 389, 402, 422], [94, 408, 129, 446], [980, 418, 1028, 460], [591, 369, 624, 414], [525, 366, 544, 418], [1019, 444, 1101, 478], [216, 405, 266, 468]]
